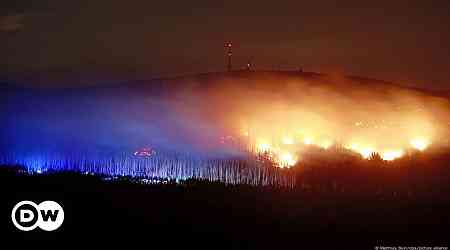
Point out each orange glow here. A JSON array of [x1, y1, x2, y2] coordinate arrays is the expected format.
[[360, 147, 375, 159], [282, 136, 294, 145], [279, 152, 296, 167], [318, 140, 332, 149], [381, 149, 404, 161], [256, 142, 271, 152], [248, 132, 433, 167], [173, 74, 450, 168], [410, 138, 429, 151], [303, 137, 313, 145]]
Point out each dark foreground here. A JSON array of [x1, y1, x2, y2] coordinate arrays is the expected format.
[[1, 166, 449, 249]]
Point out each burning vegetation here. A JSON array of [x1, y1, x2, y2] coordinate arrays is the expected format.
[[170, 72, 450, 168], [2, 71, 450, 182]]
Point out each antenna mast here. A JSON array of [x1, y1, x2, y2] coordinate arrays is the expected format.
[[226, 42, 232, 72]]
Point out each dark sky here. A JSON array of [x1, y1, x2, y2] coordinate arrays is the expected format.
[[1, 0, 450, 89]]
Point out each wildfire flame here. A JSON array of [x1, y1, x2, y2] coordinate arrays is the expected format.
[[381, 149, 404, 161], [173, 73, 450, 168], [248, 132, 432, 168], [410, 138, 429, 151], [279, 152, 296, 167]]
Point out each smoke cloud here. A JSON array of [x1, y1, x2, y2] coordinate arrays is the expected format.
[[3, 72, 450, 161]]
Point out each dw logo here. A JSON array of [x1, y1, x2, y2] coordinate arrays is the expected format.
[[11, 201, 64, 231]]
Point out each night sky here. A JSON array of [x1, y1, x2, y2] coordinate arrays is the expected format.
[[1, 0, 450, 89]]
